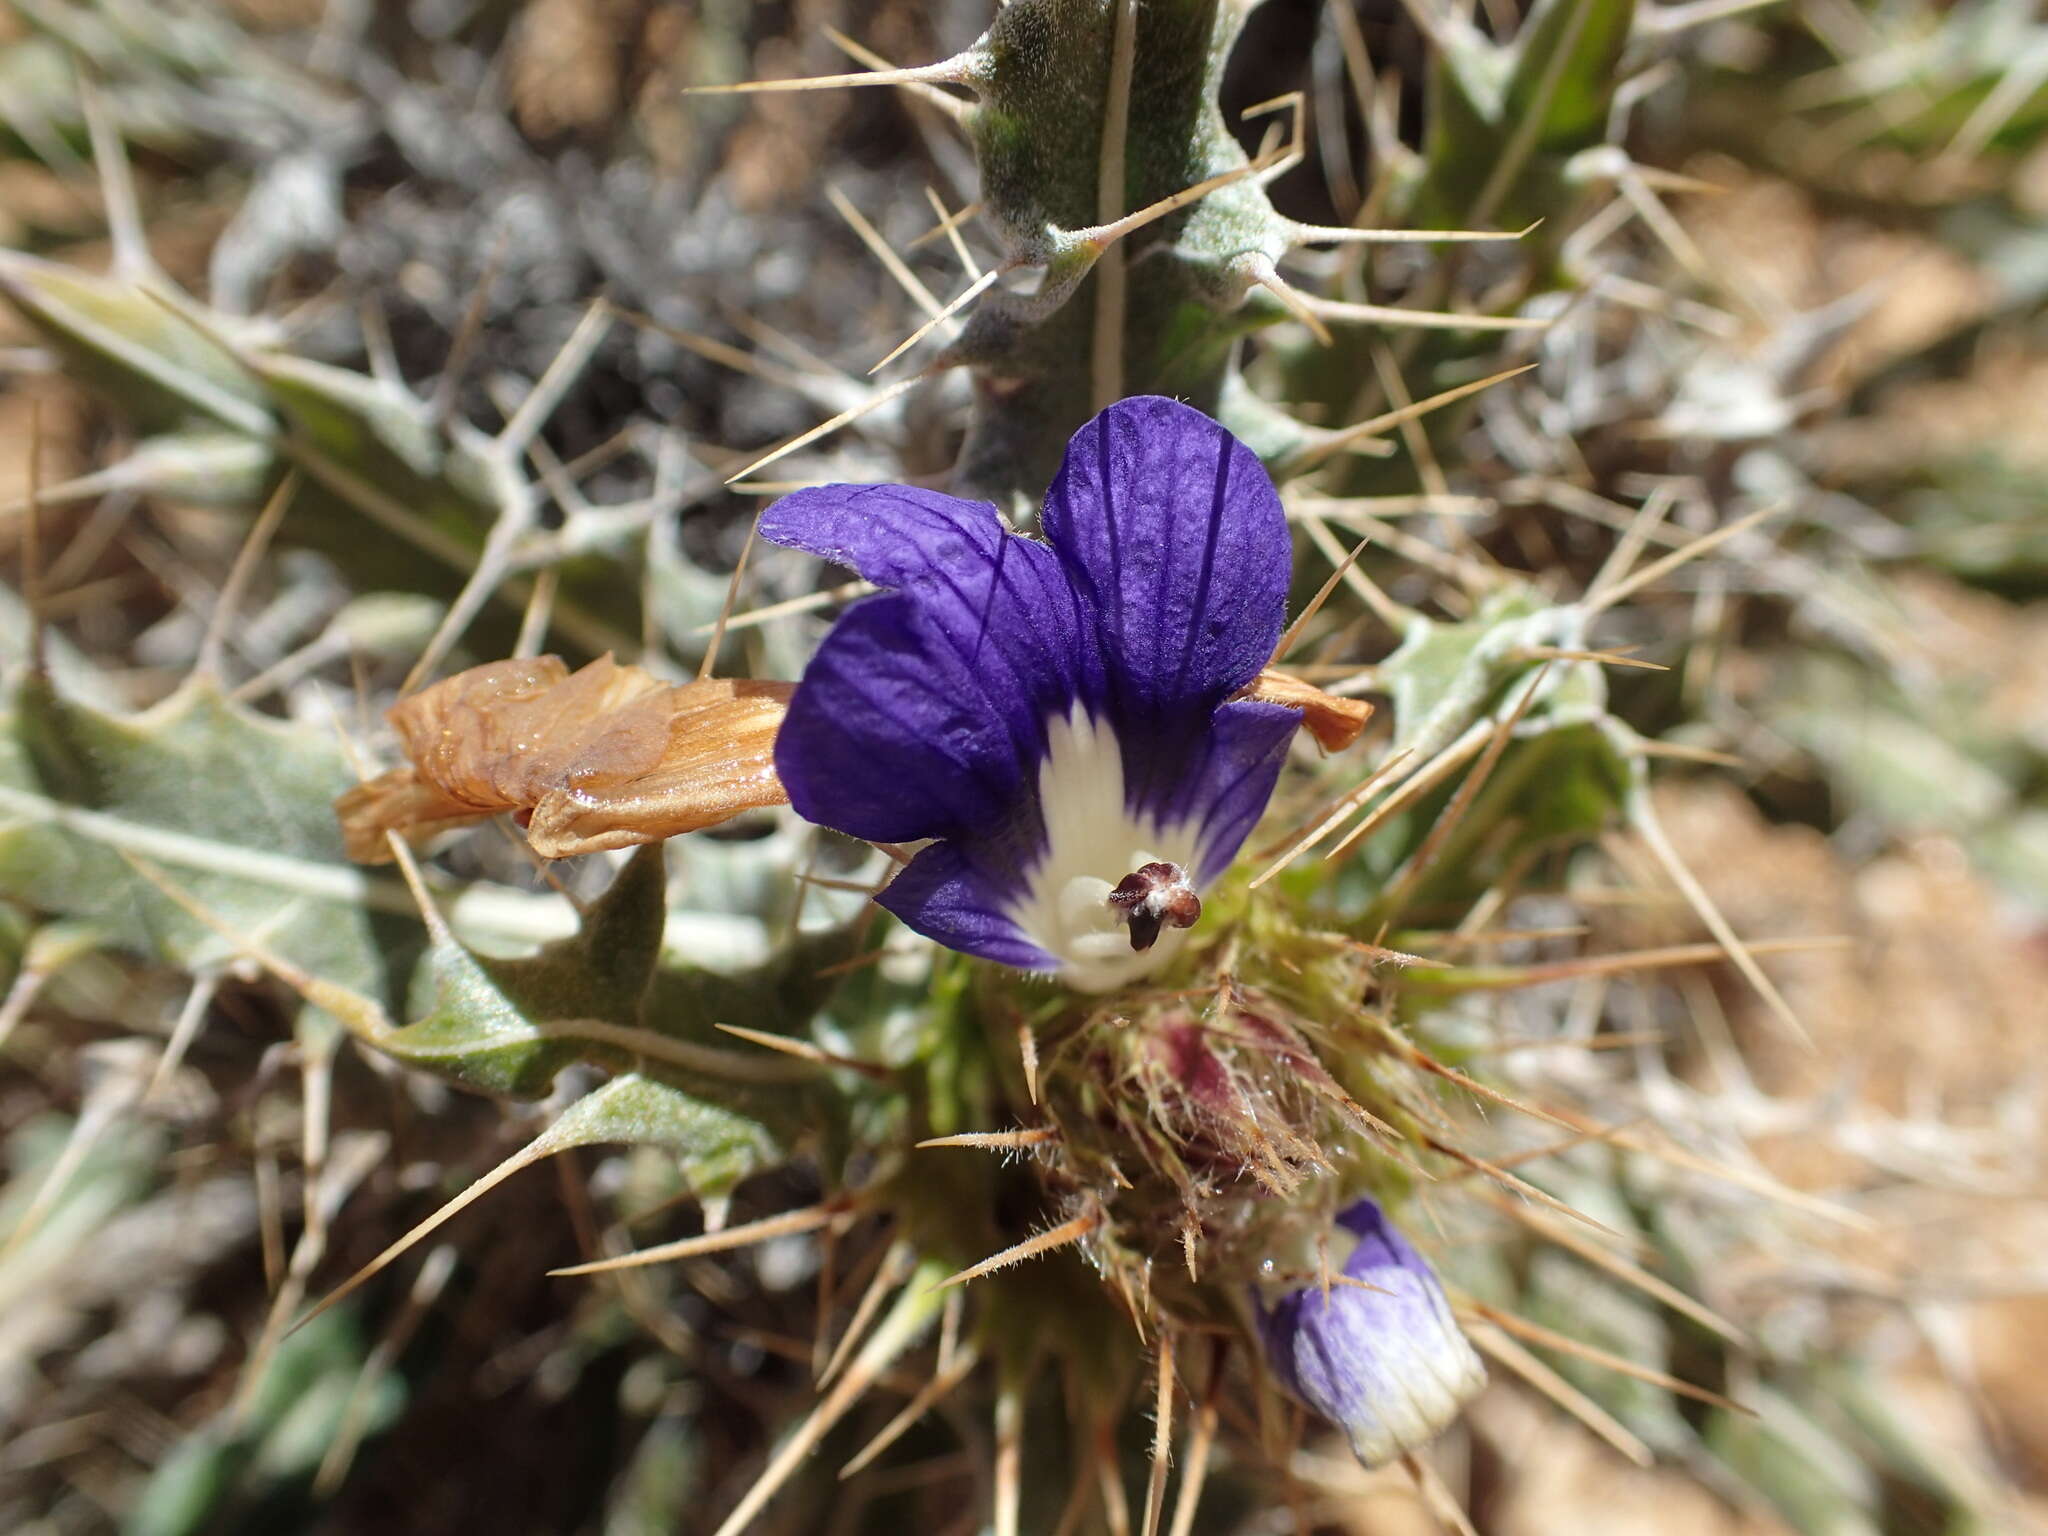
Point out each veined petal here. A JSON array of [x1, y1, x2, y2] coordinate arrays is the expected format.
[[760, 404, 1302, 991], [764, 483, 1029, 597], [772, 594, 1019, 843], [877, 840, 1058, 972], [763, 486, 1098, 845], [760, 484, 1100, 726], [1041, 396, 1289, 733], [1176, 699, 1300, 885]]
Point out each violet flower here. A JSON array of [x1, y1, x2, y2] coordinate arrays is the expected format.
[[1257, 1196, 1487, 1468], [759, 396, 1297, 992]]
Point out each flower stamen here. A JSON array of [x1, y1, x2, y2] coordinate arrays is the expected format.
[[1107, 861, 1201, 952]]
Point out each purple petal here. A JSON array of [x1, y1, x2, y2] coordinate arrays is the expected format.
[[772, 594, 1019, 844], [877, 841, 1058, 971], [1178, 700, 1300, 885], [1041, 397, 1289, 732], [762, 485, 1100, 845], [760, 484, 1010, 592]]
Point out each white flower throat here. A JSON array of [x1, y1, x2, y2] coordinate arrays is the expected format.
[[1007, 706, 1205, 993]]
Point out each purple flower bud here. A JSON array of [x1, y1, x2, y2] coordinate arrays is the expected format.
[[1256, 1197, 1486, 1467]]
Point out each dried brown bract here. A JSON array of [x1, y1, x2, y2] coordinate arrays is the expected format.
[[1237, 668, 1376, 752], [338, 654, 793, 862]]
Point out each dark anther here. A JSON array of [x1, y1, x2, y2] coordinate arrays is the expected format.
[[1107, 861, 1202, 953]]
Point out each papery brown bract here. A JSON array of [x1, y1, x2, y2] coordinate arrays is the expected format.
[[337, 655, 793, 862], [1237, 669, 1375, 752]]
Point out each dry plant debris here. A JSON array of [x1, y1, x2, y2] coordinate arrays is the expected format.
[[337, 654, 791, 862]]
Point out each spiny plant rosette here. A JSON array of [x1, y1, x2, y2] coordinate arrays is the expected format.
[[2, 0, 2039, 1531]]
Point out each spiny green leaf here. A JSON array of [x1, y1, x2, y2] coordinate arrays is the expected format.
[[1414, 19, 1512, 223], [1375, 585, 1548, 754], [543, 1071, 782, 1200], [1412, 0, 1634, 230], [0, 251, 271, 437], [641, 918, 869, 1047], [636, 921, 873, 1167], [1378, 719, 1632, 921], [250, 351, 636, 654], [0, 674, 412, 1004], [379, 847, 844, 1170], [0, 583, 124, 710], [1507, 719, 1632, 846], [386, 843, 670, 1097], [252, 352, 504, 543], [949, 0, 1294, 503], [0, 256, 597, 648], [99, 431, 278, 509]]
